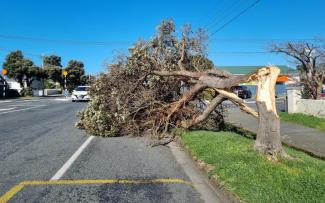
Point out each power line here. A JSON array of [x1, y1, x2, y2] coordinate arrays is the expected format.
[[206, 0, 246, 31], [0, 32, 317, 46], [196, 0, 228, 27], [203, 0, 239, 28], [0, 47, 41, 57], [0, 46, 276, 57], [209, 38, 318, 45], [0, 34, 132, 46], [210, 0, 261, 36], [210, 51, 273, 55], [210, 38, 316, 41]]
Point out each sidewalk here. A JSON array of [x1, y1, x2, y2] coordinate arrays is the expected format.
[[225, 107, 325, 158]]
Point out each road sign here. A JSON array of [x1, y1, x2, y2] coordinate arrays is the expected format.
[[1, 69, 8, 75], [63, 70, 68, 76]]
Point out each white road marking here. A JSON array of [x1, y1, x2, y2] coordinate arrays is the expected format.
[[50, 136, 95, 180], [0, 107, 15, 111], [0, 105, 46, 115], [11, 100, 42, 104], [0, 100, 12, 103], [54, 98, 70, 101]]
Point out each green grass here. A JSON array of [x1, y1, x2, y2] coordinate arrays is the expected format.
[[279, 112, 325, 131], [181, 131, 325, 203]]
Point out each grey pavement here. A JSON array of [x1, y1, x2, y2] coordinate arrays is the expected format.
[[0, 98, 222, 202], [225, 100, 325, 158]]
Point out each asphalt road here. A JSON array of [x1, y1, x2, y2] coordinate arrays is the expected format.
[[223, 97, 287, 112], [0, 98, 221, 202]]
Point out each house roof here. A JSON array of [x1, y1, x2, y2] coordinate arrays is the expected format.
[[217, 65, 296, 75]]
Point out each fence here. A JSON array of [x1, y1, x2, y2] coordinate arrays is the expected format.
[[287, 89, 325, 118]]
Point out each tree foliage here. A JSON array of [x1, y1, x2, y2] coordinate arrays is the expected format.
[[2, 50, 44, 88], [43, 55, 63, 86], [77, 20, 287, 159], [43, 55, 62, 67], [64, 60, 86, 91], [76, 20, 224, 140], [2, 52, 87, 93]]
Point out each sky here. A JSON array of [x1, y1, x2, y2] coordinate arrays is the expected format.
[[0, 0, 324, 74]]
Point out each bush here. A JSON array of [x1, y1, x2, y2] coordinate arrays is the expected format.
[[76, 96, 121, 137], [20, 87, 32, 97]]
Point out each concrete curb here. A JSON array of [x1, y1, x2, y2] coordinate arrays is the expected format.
[[174, 136, 243, 203]]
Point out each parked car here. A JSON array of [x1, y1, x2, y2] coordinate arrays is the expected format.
[[72, 86, 90, 102], [233, 85, 252, 99]]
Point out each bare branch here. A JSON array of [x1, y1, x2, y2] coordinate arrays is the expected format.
[[178, 38, 186, 70], [214, 89, 259, 118], [153, 70, 201, 78], [181, 94, 225, 128]]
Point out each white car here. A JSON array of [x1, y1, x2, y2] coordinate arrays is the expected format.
[[72, 86, 91, 102]]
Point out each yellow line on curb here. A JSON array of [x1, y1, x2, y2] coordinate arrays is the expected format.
[[0, 179, 194, 203]]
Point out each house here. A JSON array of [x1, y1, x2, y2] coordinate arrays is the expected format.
[[6, 79, 22, 93], [217, 65, 297, 96]]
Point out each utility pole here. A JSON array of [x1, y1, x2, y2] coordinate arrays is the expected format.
[[41, 54, 45, 97], [1, 69, 8, 98], [65, 75, 67, 89], [63, 70, 68, 98]]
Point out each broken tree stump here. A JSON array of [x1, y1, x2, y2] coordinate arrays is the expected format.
[[254, 66, 289, 159]]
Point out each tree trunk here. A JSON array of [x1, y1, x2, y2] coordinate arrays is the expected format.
[[254, 67, 289, 160], [316, 82, 323, 100]]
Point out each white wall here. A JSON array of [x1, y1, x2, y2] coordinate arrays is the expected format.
[[287, 89, 325, 118], [7, 80, 22, 92], [44, 89, 62, 96]]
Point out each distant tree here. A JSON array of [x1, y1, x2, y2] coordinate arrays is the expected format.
[[2, 50, 40, 87], [20, 59, 39, 87], [43, 55, 63, 86], [272, 42, 325, 99], [64, 60, 86, 91], [82, 74, 96, 85], [43, 55, 62, 67], [3, 50, 24, 85]]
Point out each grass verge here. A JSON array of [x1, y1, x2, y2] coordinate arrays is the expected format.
[[19, 96, 34, 100], [181, 130, 325, 203], [279, 112, 325, 131]]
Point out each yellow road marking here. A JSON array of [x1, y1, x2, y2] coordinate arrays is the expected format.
[[21, 178, 194, 186], [0, 179, 194, 203], [0, 184, 25, 203]]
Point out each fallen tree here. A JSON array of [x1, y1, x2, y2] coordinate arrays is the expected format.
[[77, 20, 288, 159]]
